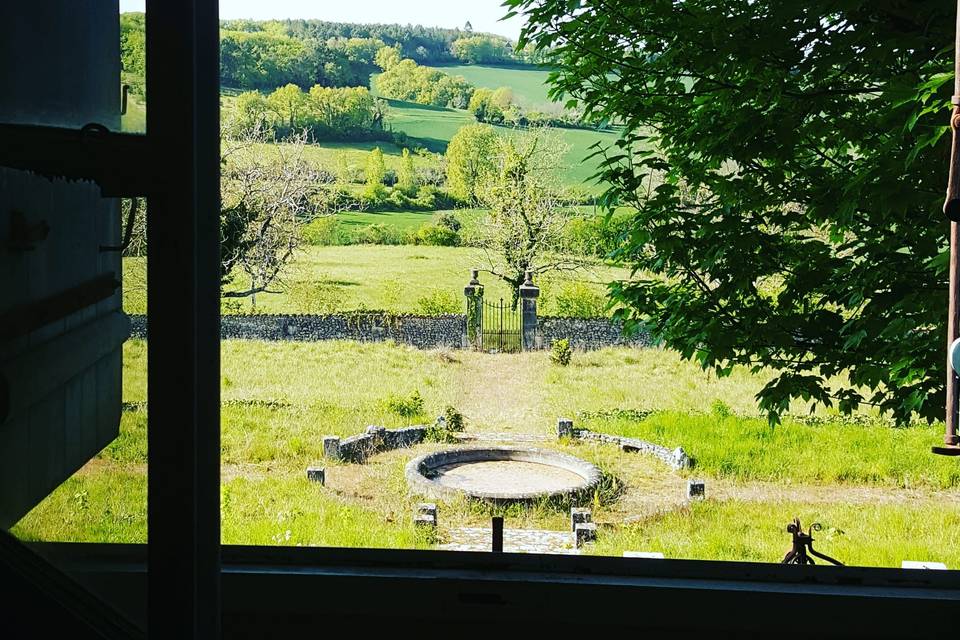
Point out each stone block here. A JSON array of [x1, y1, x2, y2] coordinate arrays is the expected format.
[[901, 560, 947, 570], [574, 522, 597, 548], [322, 436, 341, 461], [570, 506, 591, 532], [414, 513, 436, 528], [687, 479, 705, 500], [623, 551, 664, 559], [305, 466, 325, 485], [557, 418, 574, 439], [417, 503, 437, 519]]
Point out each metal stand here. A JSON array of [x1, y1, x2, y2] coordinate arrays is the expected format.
[[781, 519, 843, 566]]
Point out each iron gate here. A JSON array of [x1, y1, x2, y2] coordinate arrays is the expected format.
[[479, 298, 521, 353]]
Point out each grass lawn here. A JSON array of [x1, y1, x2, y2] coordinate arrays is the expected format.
[[381, 98, 618, 189], [428, 64, 560, 113], [123, 244, 627, 316], [12, 340, 960, 568]]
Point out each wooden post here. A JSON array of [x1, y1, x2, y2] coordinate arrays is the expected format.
[[146, 0, 222, 636], [492, 516, 504, 553], [936, 1, 960, 455]]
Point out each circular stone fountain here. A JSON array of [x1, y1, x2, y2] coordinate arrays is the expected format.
[[405, 447, 602, 502]]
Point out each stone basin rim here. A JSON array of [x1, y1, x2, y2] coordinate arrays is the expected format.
[[405, 446, 602, 502]]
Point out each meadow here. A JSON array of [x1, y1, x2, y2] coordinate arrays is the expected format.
[[13, 340, 960, 568], [123, 244, 627, 316], [429, 64, 560, 112]]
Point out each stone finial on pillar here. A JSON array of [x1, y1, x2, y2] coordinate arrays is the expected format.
[[518, 270, 540, 351]]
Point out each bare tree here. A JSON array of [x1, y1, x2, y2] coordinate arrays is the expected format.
[[220, 124, 356, 300], [474, 127, 589, 306]]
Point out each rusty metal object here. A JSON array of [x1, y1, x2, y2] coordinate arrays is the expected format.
[[781, 518, 843, 566]]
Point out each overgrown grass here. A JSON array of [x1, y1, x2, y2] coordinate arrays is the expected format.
[[583, 411, 960, 489], [592, 499, 960, 568], [13, 341, 958, 566]]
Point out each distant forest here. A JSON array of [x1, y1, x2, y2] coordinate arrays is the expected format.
[[120, 13, 543, 94]]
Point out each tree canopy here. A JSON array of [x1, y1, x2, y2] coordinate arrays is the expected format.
[[506, 0, 955, 424]]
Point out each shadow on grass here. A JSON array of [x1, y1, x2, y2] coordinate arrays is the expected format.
[[384, 98, 454, 113]]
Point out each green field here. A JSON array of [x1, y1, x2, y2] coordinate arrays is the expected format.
[[123, 244, 624, 316], [430, 64, 561, 112], [13, 340, 959, 567], [384, 98, 618, 188]]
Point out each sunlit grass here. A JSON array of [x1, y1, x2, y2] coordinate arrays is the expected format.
[[123, 245, 626, 316], [12, 340, 958, 567], [592, 499, 960, 568]]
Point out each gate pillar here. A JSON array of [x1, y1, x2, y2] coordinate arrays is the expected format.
[[464, 269, 484, 349], [519, 270, 540, 351]]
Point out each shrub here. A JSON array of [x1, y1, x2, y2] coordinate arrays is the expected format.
[[426, 405, 466, 442], [434, 212, 462, 233], [412, 224, 459, 247], [411, 186, 437, 210], [301, 216, 341, 246], [288, 279, 344, 314], [550, 338, 572, 366], [550, 281, 608, 318], [563, 214, 631, 257], [356, 223, 407, 245], [383, 390, 425, 418], [361, 183, 388, 205], [416, 289, 460, 315], [443, 405, 465, 432], [711, 399, 733, 419], [385, 188, 411, 209]]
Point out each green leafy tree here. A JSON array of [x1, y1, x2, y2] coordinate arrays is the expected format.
[[365, 147, 386, 187], [506, 0, 954, 424], [398, 148, 418, 196], [474, 128, 586, 305], [452, 35, 510, 64], [231, 91, 272, 133], [374, 45, 403, 71], [372, 57, 475, 108], [445, 124, 499, 202], [266, 83, 310, 133], [120, 13, 146, 94]]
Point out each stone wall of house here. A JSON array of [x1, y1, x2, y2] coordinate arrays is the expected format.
[[537, 317, 651, 350]]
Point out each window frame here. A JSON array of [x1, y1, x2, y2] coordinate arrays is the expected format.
[[4, 1, 960, 637]]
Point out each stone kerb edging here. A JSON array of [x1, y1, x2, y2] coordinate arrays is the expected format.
[[557, 418, 691, 470], [405, 446, 602, 503], [323, 425, 428, 464]]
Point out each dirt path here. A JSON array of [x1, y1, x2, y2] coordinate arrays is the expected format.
[[452, 353, 551, 434]]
